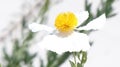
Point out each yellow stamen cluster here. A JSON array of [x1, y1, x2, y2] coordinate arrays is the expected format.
[[55, 12, 78, 33]]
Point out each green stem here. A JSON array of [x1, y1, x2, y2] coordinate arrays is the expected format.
[[73, 52, 77, 66]]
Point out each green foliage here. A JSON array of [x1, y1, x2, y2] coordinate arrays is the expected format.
[[69, 51, 87, 67], [78, 0, 116, 37], [2, 0, 51, 67], [39, 0, 50, 16], [46, 51, 58, 67], [80, 0, 116, 27], [69, 60, 76, 67], [3, 39, 37, 67], [39, 0, 50, 24], [81, 51, 87, 64], [40, 59, 44, 67], [46, 51, 71, 67], [50, 52, 70, 67], [100, 0, 116, 18], [77, 63, 82, 67]]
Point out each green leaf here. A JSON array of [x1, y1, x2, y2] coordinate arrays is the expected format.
[[48, 52, 70, 67], [46, 51, 57, 67], [107, 13, 116, 18], [69, 60, 76, 67], [76, 51, 82, 62], [13, 39, 20, 52], [39, 0, 50, 16], [81, 51, 87, 64], [23, 31, 35, 45], [24, 52, 37, 64], [22, 17, 26, 28], [3, 47, 11, 61], [77, 63, 82, 67], [40, 59, 44, 67]]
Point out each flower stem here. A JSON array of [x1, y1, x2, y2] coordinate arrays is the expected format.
[[73, 52, 77, 64]]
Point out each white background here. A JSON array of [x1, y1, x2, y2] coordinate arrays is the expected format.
[[0, 0, 120, 67]]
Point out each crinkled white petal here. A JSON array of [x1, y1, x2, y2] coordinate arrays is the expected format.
[[38, 32, 90, 54], [77, 14, 106, 30], [74, 11, 89, 26], [28, 23, 54, 33]]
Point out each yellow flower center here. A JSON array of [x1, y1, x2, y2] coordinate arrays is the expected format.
[[55, 12, 78, 33]]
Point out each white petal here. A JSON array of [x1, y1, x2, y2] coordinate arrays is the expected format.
[[74, 11, 89, 26], [39, 35, 64, 54], [78, 14, 106, 30], [28, 23, 54, 33], [39, 32, 90, 54], [67, 32, 90, 52]]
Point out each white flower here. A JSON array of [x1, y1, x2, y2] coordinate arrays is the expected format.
[[28, 11, 106, 54]]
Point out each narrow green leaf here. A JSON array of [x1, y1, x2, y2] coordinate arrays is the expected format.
[[77, 63, 82, 67], [81, 51, 87, 64], [22, 17, 26, 28], [46, 51, 57, 67], [3, 47, 11, 61], [40, 59, 44, 67], [49, 52, 70, 67], [107, 13, 116, 18], [69, 60, 76, 67]]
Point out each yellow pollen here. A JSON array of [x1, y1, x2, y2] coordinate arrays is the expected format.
[[55, 12, 78, 33]]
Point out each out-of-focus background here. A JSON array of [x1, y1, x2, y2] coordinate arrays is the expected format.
[[0, 0, 120, 67]]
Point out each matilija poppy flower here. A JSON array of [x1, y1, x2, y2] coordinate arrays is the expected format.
[[28, 11, 106, 54]]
